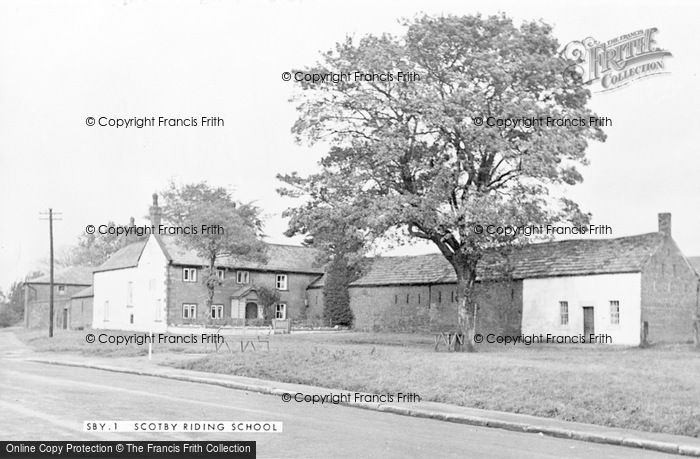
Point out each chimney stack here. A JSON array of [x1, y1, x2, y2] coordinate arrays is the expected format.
[[150, 193, 162, 228], [123, 216, 136, 247], [658, 212, 671, 237]]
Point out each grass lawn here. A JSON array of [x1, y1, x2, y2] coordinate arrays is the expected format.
[[16, 328, 700, 437], [171, 332, 700, 438], [15, 329, 202, 357]]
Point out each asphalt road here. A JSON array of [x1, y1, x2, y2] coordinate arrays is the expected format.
[[0, 355, 679, 459]]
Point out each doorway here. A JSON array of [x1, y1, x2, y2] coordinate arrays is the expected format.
[[582, 307, 594, 337], [245, 302, 258, 319]]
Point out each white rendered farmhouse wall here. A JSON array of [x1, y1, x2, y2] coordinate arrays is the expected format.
[[92, 235, 168, 332], [522, 273, 642, 346]]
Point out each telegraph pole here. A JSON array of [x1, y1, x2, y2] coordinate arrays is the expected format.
[[40, 209, 61, 337]]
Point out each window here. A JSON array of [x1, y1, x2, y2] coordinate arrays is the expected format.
[[559, 301, 568, 325], [275, 303, 287, 320], [610, 301, 620, 324], [236, 270, 250, 284], [183, 268, 197, 282], [418, 294, 421, 304], [182, 303, 197, 319], [103, 301, 110, 321], [127, 281, 133, 306], [394, 294, 398, 304], [58, 285, 66, 295], [438, 291, 442, 303], [155, 299, 162, 321], [216, 269, 225, 280], [211, 304, 223, 320], [276, 274, 288, 290], [406, 294, 410, 304]]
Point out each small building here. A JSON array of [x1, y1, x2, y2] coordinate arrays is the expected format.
[[23, 266, 93, 329], [69, 286, 94, 329], [307, 255, 521, 335], [309, 213, 700, 345], [91, 195, 323, 333]]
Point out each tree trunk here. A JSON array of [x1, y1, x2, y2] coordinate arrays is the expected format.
[[695, 284, 700, 350], [206, 256, 216, 326], [455, 273, 478, 352]]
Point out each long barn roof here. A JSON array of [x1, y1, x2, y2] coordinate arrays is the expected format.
[[310, 232, 669, 288], [27, 266, 94, 286]]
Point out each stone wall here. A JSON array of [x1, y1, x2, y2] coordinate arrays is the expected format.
[[349, 280, 522, 334], [641, 238, 699, 343], [24, 283, 90, 329], [165, 264, 320, 326]]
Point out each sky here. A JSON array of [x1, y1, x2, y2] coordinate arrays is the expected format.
[[1, 0, 698, 291]]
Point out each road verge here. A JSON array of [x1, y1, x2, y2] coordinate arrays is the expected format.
[[28, 357, 700, 457]]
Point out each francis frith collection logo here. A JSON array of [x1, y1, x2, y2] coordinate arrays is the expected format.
[[561, 27, 672, 92]]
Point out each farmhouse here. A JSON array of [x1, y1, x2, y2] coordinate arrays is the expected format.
[[88, 194, 698, 346], [91, 195, 322, 333], [23, 266, 93, 329], [308, 213, 700, 345]]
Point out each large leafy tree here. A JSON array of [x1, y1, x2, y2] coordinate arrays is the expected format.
[[160, 182, 268, 321], [279, 14, 605, 350], [277, 182, 371, 327], [0, 281, 26, 327], [57, 220, 147, 268]]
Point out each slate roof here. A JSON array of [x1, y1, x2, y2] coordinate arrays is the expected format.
[[491, 232, 666, 280], [28, 266, 93, 286], [687, 256, 700, 275], [71, 286, 94, 298], [158, 236, 323, 273], [94, 240, 147, 272], [310, 232, 667, 288], [95, 235, 323, 274]]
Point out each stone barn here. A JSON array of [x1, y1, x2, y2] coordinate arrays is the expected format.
[[309, 213, 699, 345]]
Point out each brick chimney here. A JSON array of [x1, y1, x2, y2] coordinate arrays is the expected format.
[[149, 193, 162, 228], [658, 212, 671, 237]]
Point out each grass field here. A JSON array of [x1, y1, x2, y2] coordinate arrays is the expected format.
[[173, 332, 700, 438], [16, 328, 700, 437], [15, 328, 201, 357]]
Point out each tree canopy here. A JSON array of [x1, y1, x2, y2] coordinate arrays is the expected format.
[[279, 14, 606, 350], [160, 181, 268, 315], [57, 220, 146, 268]]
